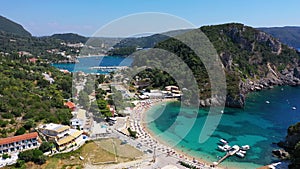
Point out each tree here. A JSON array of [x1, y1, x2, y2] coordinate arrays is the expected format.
[[18, 149, 46, 165], [18, 150, 33, 162], [15, 127, 26, 136], [2, 153, 10, 159], [127, 128, 137, 138], [23, 119, 35, 130], [39, 142, 51, 153], [15, 159, 25, 168], [97, 75, 106, 84]]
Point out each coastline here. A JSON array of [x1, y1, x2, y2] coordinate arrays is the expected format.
[[130, 98, 223, 169]]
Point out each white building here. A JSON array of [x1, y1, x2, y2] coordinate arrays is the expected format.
[[0, 132, 40, 154], [38, 123, 84, 151], [70, 118, 84, 130]]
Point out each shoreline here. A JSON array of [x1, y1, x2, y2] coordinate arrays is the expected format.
[[130, 98, 223, 169]]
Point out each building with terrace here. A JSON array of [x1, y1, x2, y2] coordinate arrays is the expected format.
[[0, 132, 40, 154], [38, 123, 84, 151]]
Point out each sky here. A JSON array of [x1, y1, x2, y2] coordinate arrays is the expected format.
[[1, 0, 300, 36]]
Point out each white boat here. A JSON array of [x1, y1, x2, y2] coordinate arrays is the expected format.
[[218, 144, 231, 151], [241, 145, 250, 150], [236, 152, 245, 158], [220, 139, 228, 145], [292, 107, 297, 110], [266, 101, 270, 104], [221, 110, 224, 114], [218, 145, 227, 151], [223, 144, 231, 150], [239, 150, 247, 154]]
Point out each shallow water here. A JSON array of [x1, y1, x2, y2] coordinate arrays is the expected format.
[[146, 86, 300, 168]]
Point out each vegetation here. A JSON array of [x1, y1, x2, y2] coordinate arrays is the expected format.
[[18, 149, 46, 165], [51, 33, 88, 43], [39, 141, 53, 153], [0, 16, 31, 37], [14, 127, 26, 136], [0, 54, 73, 136], [127, 128, 137, 138], [107, 46, 136, 56], [2, 153, 11, 159], [285, 122, 300, 168], [128, 23, 300, 105]]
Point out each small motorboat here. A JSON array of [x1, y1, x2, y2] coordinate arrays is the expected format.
[[266, 101, 270, 104], [236, 151, 245, 158], [220, 139, 228, 145], [218, 145, 227, 151], [292, 107, 297, 110], [241, 145, 250, 150]]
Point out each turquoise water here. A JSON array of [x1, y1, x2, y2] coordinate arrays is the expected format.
[[146, 86, 300, 168], [52, 56, 133, 74]]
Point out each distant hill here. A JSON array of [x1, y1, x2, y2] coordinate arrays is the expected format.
[[108, 29, 191, 55], [259, 26, 300, 49], [0, 16, 31, 37], [51, 33, 88, 43]]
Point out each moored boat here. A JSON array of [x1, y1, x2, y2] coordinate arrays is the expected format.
[[220, 139, 228, 145], [241, 145, 250, 150], [236, 151, 245, 158]]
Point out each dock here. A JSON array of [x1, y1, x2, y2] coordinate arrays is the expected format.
[[213, 145, 240, 167]]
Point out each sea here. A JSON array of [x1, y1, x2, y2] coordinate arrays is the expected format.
[[146, 86, 300, 168], [52, 56, 133, 74], [52, 56, 300, 168]]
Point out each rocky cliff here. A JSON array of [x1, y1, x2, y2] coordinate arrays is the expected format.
[[199, 23, 300, 107]]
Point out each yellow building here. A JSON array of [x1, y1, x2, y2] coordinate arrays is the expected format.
[[38, 123, 84, 151]]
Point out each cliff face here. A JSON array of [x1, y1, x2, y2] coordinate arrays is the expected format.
[[200, 23, 300, 107], [279, 122, 300, 168]]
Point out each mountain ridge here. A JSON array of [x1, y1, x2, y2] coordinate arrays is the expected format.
[[258, 26, 300, 49], [0, 16, 31, 37]]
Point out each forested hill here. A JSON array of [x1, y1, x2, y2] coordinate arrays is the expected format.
[[0, 54, 73, 137], [133, 23, 300, 107], [259, 26, 300, 49], [0, 16, 31, 37], [51, 33, 88, 43], [108, 29, 191, 56]]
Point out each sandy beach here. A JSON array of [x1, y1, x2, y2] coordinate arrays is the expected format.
[[129, 98, 223, 169]]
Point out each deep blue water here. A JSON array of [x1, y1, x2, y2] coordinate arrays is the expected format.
[[146, 86, 300, 168], [52, 56, 133, 74]]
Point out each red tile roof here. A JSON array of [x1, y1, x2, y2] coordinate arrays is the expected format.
[[0, 132, 38, 145], [64, 101, 76, 109]]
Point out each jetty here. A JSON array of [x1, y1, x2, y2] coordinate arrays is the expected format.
[[89, 66, 128, 72], [213, 145, 240, 167], [213, 139, 250, 167]]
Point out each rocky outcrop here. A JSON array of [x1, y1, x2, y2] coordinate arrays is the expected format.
[[241, 66, 300, 93], [280, 122, 300, 150], [198, 63, 300, 108], [272, 149, 290, 159]]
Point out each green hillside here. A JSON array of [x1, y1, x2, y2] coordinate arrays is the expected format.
[[131, 23, 300, 107], [51, 33, 88, 43], [0, 16, 31, 37]]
